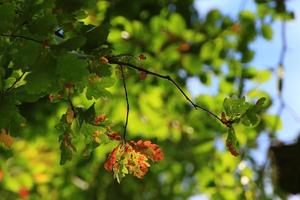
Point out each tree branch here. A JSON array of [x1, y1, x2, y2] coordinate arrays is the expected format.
[[108, 59, 224, 126], [120, 65, 129, 142], [0, 33, 43, 44]]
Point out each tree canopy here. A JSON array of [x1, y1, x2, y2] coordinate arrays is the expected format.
[[0, 0, 298, 199]]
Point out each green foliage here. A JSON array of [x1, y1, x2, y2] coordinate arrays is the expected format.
[[223, 96, 250, 119], [242, 97, 266, 127], [261, 23, 273, 40], [28, 14, 57, 36], [83, 22, 110, 50], [85, 76, 114, 100], [0, 0, 292, 199], [56, 53, 89, 83], [0, 3, 15, 34]]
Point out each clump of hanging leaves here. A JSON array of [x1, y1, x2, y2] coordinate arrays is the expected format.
[[222, 96, 266, 156]]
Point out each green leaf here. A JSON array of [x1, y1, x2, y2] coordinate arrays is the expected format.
[[59, 133, 76, 165], [240, 11, 256, 21], [200, 42, 215, 61], [241, 49, 255, 63], [223, 96, 250, 119], [24, 51, 58, 94], [264, 115, 282, 131], [56, 0, 87, 12], [0, 3, 15, 34], [76, 103, 96, 127], [168, 13, 186, 34], [261, 24, 273, 40], [56, 53, 89, 83], [86, 77, 114, 100], [28, 14, 57, 36], [80, 122, 98, 137], [13, 41, 42, 69], [56, 114, 76, 165], [0, 96, 18, 128], [80, 122, 109, 156], [252, 97, 266, 112], [83, 22, 110, 50], [55, 36, 86, 51], [241, 112, 260, 127], [56, 114, 71, 133], [93, 63, 112, 77], [253, 69, 271, 83], [241, 97, 266, 127], [59, 144, 73, 165]]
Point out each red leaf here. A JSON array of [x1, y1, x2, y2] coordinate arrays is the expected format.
[[130, 140, 164, 162], [104, 146, 119, 171], [226, 128, 240, 157], [94, 114, 107, 125], [0, 169, 3, 182], [177, 43, 191, 52], [19, 187, 29, 199], [104, 140, 164, 181], [226, 141, 240, 157], [107, 132, 121, 141]]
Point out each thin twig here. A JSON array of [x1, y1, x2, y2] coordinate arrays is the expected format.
[[284, 103, 300, 123], [111, 53, 135, 58], [6, 72, 26, 93], [109, 59, 224, 125], [0, 33, 43, 43], [270, 21, 287, 143], [279, 21, 287, 67], [277, 21, 286, 98], [120, 65, 129, 142]]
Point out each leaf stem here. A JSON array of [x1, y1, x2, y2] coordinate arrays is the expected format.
[[119, 65, 129, 142]]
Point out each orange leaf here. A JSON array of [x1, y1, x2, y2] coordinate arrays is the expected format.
[[107, 132, 121, 141], [177, 43, 191, 52], [94, 114, 107, 125], [104, 140, 164, 181], [104, 146, 119, 171], [0, 169, 3, 182], [130, 140, 164, 162], [0, 129, 14, 148]]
